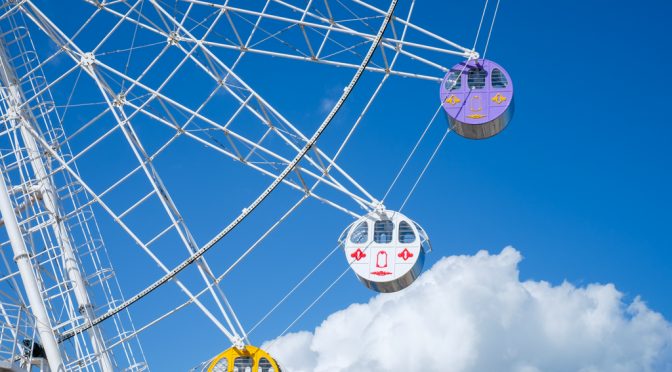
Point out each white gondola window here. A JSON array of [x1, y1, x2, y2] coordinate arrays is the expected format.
[[350, 221, 368, 244], [212, 358, 229, 372], [398, 221, 416, 243], [491, 68, 508, 88], [374, 220, 394, 244]]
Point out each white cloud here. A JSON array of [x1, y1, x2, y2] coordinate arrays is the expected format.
[[263, 248, 672, 372], [319, 97, 336, 114]]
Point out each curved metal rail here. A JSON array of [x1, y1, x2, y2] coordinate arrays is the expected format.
[[60, 0, 399, 342]]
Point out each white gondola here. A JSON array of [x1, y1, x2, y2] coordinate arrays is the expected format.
[[340, 210, 431, 293]]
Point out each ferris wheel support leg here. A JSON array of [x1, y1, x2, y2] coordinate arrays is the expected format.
[[19, 119, 242, 346], [17, 3, 246, 347], [18, 123, 116, 372], [0, 36, 115, 371], [14, 4, 339, 347], [10, 121, 115, 372], [0, 172, 65, 372]]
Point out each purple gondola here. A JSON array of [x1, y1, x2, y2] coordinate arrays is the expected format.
[[440, 59, 514, 139]]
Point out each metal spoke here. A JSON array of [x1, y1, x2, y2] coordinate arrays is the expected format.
[[0, 0, 490, 369]]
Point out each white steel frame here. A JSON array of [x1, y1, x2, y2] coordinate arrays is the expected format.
[[0, 0, 483, 369]]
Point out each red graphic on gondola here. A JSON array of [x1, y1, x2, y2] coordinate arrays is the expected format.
[[376, 251, 388, 268], [398, 248, 414, 261], [350, 248, 366, 261], [371, 271, 392, 276]]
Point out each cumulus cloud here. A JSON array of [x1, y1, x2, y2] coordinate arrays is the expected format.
[[263, 248, 672, 372]]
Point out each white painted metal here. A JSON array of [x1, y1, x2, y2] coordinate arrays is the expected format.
[[19, 119, 242, 345], [59, 0, 398, 342], [81, 56, 248, 348], [16, 0, 250, 347], [0, 0, 489, 369], [0, 162, 64, 372], [0, 33, 113, 371], [12, 0, 472, 220], [0, 7, 147, 371]]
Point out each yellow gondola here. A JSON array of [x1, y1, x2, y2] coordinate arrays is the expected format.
[[208, 345, 282, 372]]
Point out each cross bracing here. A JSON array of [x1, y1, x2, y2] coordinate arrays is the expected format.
[[0, 0, 478, 370]]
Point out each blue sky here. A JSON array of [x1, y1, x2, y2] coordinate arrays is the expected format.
[[18, 0, 672, 370]]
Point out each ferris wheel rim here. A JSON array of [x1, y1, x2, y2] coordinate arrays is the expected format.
[[0, 0, 510, 369], [58, 0, 400, 343]]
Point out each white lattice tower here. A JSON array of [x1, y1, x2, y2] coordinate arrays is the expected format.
[[0, 7, 147, 371]]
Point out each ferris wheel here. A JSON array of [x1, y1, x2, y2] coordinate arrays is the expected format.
[[0, 0, 513, 371]]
